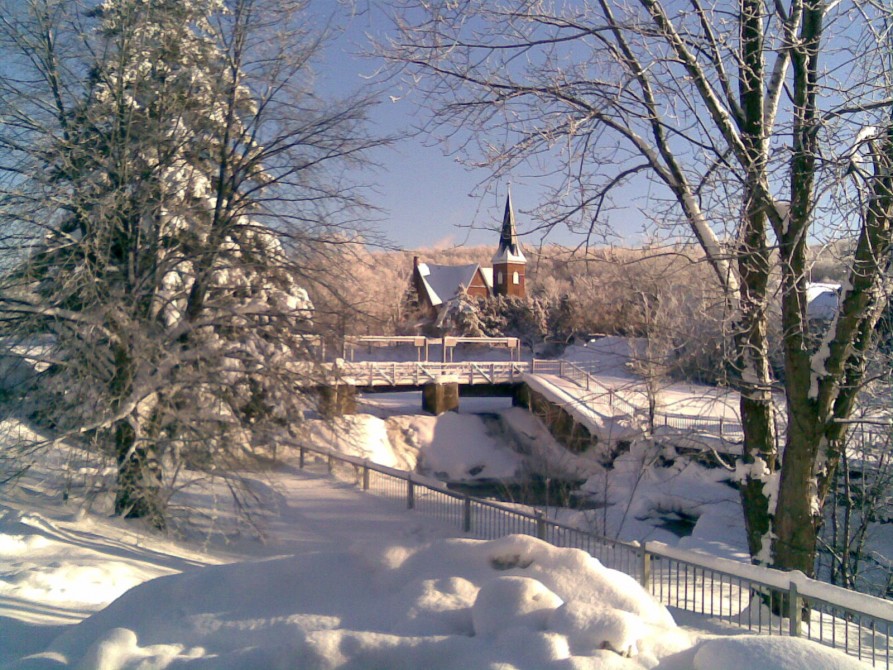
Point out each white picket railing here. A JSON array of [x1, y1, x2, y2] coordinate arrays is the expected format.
[[336, 360, 530, 387], [533, 358, 745, 441]]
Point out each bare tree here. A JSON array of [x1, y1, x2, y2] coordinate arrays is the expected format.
[[0, 0, 382, 526], [820, 425, 893, 595], [384, 0, 893, 575]]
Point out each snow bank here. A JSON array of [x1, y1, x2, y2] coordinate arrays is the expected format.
[[16, 534, 687, 669], [1, 436, 873, 670], [693, 635, 867, 670], [305, 414, 413, 470], [499, 406, 604, 480], [396, 412, 522, 481], [303, 410, 522, 482]]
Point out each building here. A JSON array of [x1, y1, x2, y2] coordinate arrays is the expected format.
[[412, 193, 527, 319], [491, 193, 527, 298]]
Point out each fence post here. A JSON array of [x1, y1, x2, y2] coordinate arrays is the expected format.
[[535, 511, 546, 540], [299, 446, 306, 469], [407, 475, 415, 510], [719, 416, 725, 438], [640, 547, 652, 590], [362, 462, 370, 491], [463, 497, 472, 533], [559, 361, 565, 377], [788, 581, 802, 637], [327, 454, 334, 473]]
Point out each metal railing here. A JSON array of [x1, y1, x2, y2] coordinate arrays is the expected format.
[[294, 441, 893, 667], [336, 360, 530, 387], [533, 358, 745, 441]]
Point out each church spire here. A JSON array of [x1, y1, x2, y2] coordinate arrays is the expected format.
[[492, 191, 526, 264]]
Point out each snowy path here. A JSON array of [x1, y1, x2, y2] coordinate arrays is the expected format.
[[0, 454, 463, 665]]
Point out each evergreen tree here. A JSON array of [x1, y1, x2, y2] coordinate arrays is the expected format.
[[0, 0, 372, 526]]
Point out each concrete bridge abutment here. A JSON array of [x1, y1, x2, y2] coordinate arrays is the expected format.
[[422, 378, 460, 415]]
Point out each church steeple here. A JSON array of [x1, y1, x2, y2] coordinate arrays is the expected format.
[[491, 191, 526, 297], [492, 191, 526, 264]]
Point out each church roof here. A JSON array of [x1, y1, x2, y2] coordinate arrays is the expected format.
[[416, 262, 490, 307], [492, 192, 526, 265]]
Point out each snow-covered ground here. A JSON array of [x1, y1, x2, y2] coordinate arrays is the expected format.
[[0, 338, 881, 668], [0, 399, 873, 669], [338, 393, 748, 559]]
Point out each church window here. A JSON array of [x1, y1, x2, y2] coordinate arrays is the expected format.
[[497, 271, 503, 284], [513, 271, 520, 285]]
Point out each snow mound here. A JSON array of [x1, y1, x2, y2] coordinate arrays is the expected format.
[[393, 412, 522, 481], [472, 575, 563, 636], [18, 534, 683, 669], [693, 635, 869, 670], [305, 414, 413, 470], [304, 411, 522, 481], [550, 601, 646, 657]]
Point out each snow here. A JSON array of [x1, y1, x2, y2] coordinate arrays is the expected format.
[[0, 418, 875, 669], [417, 263, 484, 307], [0, 334, 882, 669], [396, 412, 522, 481], [572, 440, 748, 558], [305, 414, 412, 470], [693, 636, 868, 670], [304, 409, 523, 481], [14, 531, 689, 669], [806, 282, 840, 321]]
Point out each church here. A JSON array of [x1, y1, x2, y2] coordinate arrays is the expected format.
[[412, 193, 526, 320]]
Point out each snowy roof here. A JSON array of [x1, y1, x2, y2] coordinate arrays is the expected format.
[[417, 262, 484, 307], [806, 282, 840, 320], [492, 192, 526, 265]]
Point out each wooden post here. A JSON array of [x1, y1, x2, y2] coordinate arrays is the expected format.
[[535, 511, 546, 540], [362, 462, 370, 491], [299, 446, 306, 469], [407, 476, 415, 510]]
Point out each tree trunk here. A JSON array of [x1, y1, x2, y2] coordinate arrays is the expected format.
[[113, 419, 165, 530], [109, 336, 165, 529], [773, 419, 821, 575]]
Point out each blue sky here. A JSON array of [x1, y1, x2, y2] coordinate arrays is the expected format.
[[315, 4, 639, 252]]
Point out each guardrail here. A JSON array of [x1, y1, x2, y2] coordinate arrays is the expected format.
[[293, 441, 893, 667], [533, 359, 745, 441], [336, 361, 530, 387]]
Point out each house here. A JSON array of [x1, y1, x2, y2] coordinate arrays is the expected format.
[[806, 282, 840, 321], [412, 193, 527, 319]]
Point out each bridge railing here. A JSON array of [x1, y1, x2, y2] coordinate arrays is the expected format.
[[337, 360, 530, 387], [292, 441, 893, 667], [533, 359, 744, 441]]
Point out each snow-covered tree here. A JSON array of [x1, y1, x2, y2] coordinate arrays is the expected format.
[[0, 0, 378, 526], [386, 0, 893, 576]]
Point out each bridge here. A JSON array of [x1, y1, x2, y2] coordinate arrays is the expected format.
[[337, 360, 529, 388], [322, 340, 745, 446]]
